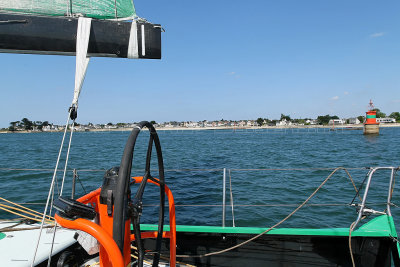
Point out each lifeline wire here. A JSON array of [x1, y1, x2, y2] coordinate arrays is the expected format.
[[177, 167, 357, 258]]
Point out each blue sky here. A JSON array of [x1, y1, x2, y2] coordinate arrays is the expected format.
[[1, 0, 399, 127]]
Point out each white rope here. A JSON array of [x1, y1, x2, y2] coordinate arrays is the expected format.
[[30, 111, 71, 267]]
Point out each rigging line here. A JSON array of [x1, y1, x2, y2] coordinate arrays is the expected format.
[[74, 170, 88, 195], [60, 121, 75, 195], [0, 221, 23, 232], [344, 168, 363, 202], [48, 120, 76, 266], [176, 167, 353, 258], [0, 206, 53, 224], [0, 203, 53, 222], [46, 17, 90, 266], [350, 171, 370, 205], [0, 202, 46, 205], [30, 111, 71, 267], [0, 197, 53, 219], [0, 202, 47, 205]]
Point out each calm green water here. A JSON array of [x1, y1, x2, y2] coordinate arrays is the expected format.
[[0, 127, 399, 228]]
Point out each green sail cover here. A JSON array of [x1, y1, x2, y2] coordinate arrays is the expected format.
[[0, 0, 136, 19]]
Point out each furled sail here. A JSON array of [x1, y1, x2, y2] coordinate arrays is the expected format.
[[0, 0, 136, 19]]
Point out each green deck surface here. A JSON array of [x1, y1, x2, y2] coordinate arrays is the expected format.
[[140, 215, 398, 238]]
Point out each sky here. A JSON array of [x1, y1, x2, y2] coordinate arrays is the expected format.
[[1, 0, 399, 127]]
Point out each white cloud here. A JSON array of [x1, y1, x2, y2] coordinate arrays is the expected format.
[[331, 96, 339, 101], [370, 32, 385, 38], [228, 71, 241, 78]]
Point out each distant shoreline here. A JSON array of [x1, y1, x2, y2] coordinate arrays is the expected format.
[[1, 123, 399, 133]]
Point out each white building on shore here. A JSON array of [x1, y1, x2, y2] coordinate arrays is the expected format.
[[377, 117, 396, 123], [276, 119, 292, 126], [328, 119, 345, 125], [305, 119, 317, 125], [348, 118, 361, 124]]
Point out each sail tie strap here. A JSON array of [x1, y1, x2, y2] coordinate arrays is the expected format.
[[127, 20, 139, 59], [71, 17, 92, 111]]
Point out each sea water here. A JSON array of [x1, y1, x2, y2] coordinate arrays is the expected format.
[[0, 127, 399, 228]]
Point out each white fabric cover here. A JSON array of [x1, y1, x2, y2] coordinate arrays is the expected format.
[[72, 17, 91, 107]]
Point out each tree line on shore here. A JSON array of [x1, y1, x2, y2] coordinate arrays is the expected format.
[[4, 110, 400, 131], [256, 109, 400, 126], [4, 118, 157, 131], [8, 118, 50, 131]]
